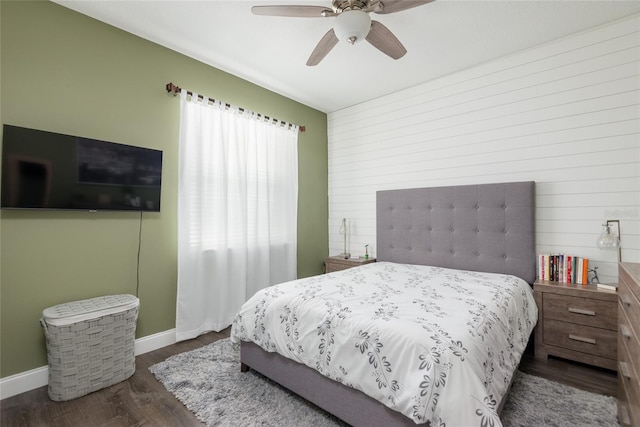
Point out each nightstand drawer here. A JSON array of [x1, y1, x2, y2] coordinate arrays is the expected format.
[[543, 293, 616, 330], [543, 319, 617, 360]]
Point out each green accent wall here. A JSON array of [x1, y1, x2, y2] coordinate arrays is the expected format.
[[0, 0, 328, 378]]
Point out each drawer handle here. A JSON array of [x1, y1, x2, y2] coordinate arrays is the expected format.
[[568, 307, 596, 316], [620, 294, 632, 307], [620, 324, 632, 340], [568, 334, 596, 345], [619, 404, 631, 427], [619, 361, 632, 380]]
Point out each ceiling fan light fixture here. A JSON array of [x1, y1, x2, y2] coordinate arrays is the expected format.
[[333, 10, 371, 45]]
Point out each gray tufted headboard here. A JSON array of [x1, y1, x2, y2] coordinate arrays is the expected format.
[[376, 181, 536, 284]]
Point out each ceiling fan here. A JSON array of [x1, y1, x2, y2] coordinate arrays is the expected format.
[[252, 0, 434, 66]]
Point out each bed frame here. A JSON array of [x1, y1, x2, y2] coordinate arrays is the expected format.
[[240, 181, 536, 426]]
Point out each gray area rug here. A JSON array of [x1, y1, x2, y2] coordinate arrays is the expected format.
[[149, 338, 617, 427]]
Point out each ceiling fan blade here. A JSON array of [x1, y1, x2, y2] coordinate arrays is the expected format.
[[251, 5, 334, 17], [306, 29, 339, 66], [365, 20, 406, 59], [375, 0, 434, 14]]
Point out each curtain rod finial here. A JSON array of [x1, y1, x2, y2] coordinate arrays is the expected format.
[[166, 82, 180, 96]]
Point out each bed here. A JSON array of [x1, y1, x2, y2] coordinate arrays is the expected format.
[[230, 181, 537, 426]]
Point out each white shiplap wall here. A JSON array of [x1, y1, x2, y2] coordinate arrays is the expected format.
[[327, 14, 640, 284]]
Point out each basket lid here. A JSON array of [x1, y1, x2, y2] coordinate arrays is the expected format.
[[42, 294, 139, 326]]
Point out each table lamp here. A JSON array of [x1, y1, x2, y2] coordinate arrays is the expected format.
[[596, 219, 621, 262]]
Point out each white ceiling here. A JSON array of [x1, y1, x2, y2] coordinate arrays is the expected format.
[[53, 0, 640, 113]]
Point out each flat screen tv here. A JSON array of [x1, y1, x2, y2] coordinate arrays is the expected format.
[[1, 125, 162, 212]]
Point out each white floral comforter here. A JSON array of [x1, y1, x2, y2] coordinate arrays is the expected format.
[[230, 262, 537, 426]]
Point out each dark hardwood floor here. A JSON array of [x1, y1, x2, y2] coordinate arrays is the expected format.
[[1, 330, 616, 427], [1, 328, 230, 427], [518, 342, 617, 397]]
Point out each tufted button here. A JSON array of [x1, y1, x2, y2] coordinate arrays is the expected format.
[[503, 230, 507, 234], [502, 204, 507, 209], [475, 251, 480, 256], [450, 249, 455, 254], [475, 228, 480, 233], [475, 205, 479, 209], [450, 204, 455, 209], [503, 254, 507, 258], [428, 226, 432, 231], [427, 205, 432, 210]]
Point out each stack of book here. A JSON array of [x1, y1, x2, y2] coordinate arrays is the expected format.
[[537, 254, 590, 284]]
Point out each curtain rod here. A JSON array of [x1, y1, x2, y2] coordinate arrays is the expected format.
[[165, 82, 305, 132]]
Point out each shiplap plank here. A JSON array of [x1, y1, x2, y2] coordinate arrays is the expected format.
[[330, 121, 639, 168], [328, 165, 640, 195], [329, 151, 639, 187], [535, 178, 640, 194], [330, 136, 639, 175], [537, 191, 640, 208], [537, 219, 640, 235]]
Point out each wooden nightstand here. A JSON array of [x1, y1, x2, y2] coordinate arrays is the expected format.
[[534, 279, 618, 371], [325, 255, 376, 273]]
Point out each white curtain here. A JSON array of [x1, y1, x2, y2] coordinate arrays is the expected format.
[[176, 90, 299, 341]]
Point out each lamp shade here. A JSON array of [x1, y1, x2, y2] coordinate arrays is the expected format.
[[334, 10, 371, 45], [596, 223, 620, 250]]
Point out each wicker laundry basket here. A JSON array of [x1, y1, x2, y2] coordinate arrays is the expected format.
[[41, 294, 139, 401]]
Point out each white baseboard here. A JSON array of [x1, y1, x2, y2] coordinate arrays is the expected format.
[[134, 328, 177, 356], [0, 366, 49, 401], [0, 328, 176, 401]]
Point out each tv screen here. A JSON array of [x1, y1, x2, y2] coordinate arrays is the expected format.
[[1, 125, 162, 212]]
